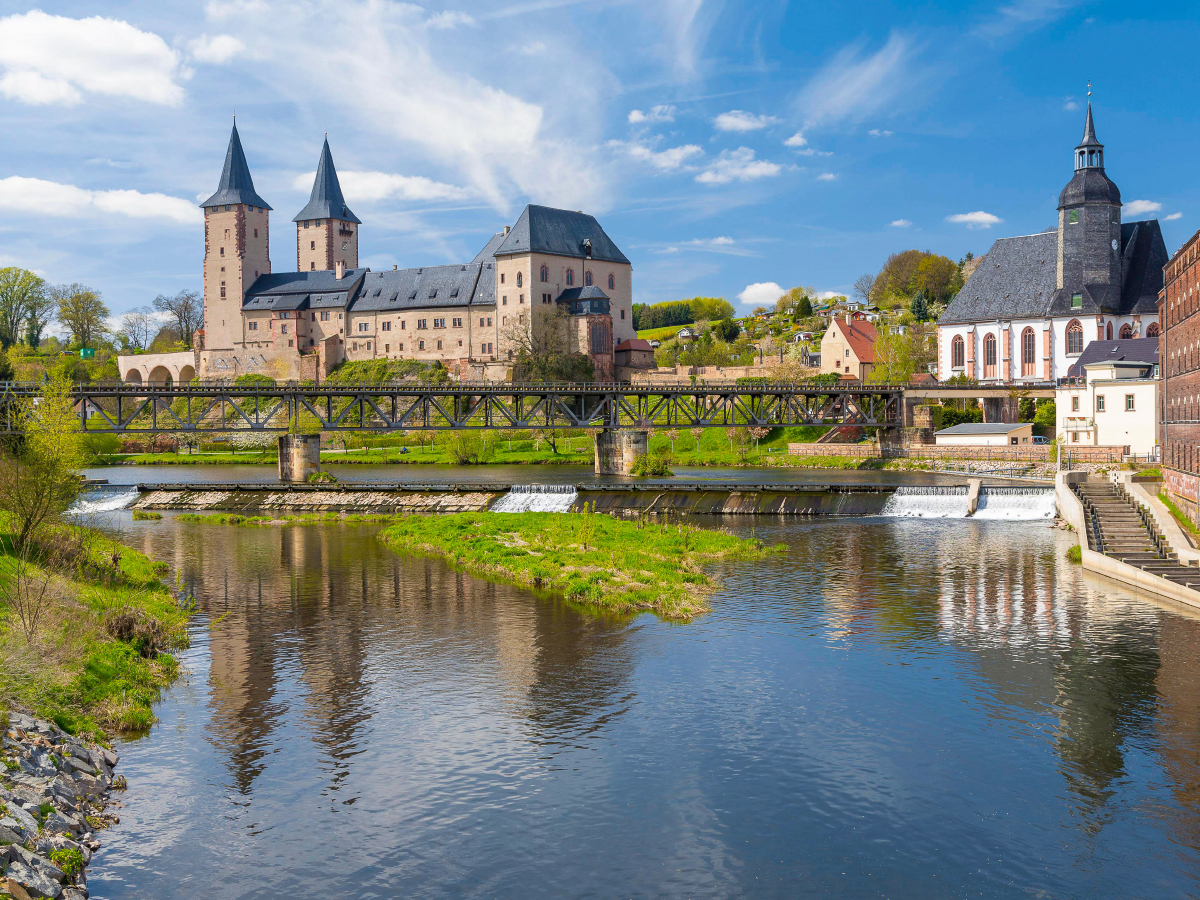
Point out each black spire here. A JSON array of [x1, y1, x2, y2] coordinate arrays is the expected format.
[[200, 120, 272, 209], [1080, 101, 1099, 147], [1074, 88, 1104, 171], [293, 138, 360, 224]]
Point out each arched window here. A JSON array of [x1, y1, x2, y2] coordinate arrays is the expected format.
[[1119, 324, 1132, 339], [566, 268, 575, 286], [608, 274, 615, 290], [1106, 321, 1113, 340], [952, 335, 965, 369], [1147, 322, 1160, 338], [983, 333, 997, 379], [1066, 319, 1084, 355], [540, 265, 549, 283], [585, 270, 593, 286], [516, 272, 523, 288], [1021, 327, 1036, 376]]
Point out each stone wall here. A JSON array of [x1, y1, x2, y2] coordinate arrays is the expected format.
[[787, 442, 1127, 462]]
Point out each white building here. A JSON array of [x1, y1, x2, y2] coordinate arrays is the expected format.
[[1056, 338, 1159, 455], [937, 103, 1167, 384], [935, 423, 1034, 446]]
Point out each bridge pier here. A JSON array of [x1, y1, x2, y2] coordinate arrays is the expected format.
[[595, 429, 648, 475], [982, 397, 1019, 424], [278, 434, 321, 483]]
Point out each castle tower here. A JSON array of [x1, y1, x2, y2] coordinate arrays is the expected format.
[[294, 138, 360, 272], [1056, 98, 1123, 292], [200, 120, 272, 351]]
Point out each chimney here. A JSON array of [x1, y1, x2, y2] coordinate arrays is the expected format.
[[335, 260, 345, 280], [503, 225, 510, 236], [393, 264, 397, 270]]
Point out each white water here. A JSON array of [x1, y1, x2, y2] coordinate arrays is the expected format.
[[70, 487, 140, 515], [973, 488, 1057, 520], [880, 486, 970, 518], [491, 484, 579, 514]]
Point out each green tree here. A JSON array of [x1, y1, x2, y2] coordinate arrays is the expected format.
[[1034, 399, 1057, 427], [56, 284, 109, 349], [0, 267, 47, 349], [713, 318, 740, 342], [152, 289, 202, 348], [910, 290, 929, 321], [689, 296, 735, 321], [797, 296, 813, 318]]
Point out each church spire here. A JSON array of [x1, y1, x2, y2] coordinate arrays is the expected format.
[[200, 120, 272, 209], [293, 137, 360, 224], [1075, 86, 1104, 171]]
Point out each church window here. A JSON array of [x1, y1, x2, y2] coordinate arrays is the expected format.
[[1147, 323, 1160, 338], [1069, 210, 1079, 225], [1106, 322, 1113, 340], [983, 333, 997, 378], [1071, 292, 1082, 309], [1021, 327, 1035, 376], [1066, 319, 1084, 355], [1120, 324, 1132, 339], [566, 269, 575, 286], [517, 272, 523, 288], [540, 265, 549, 283], [609, 274, 615, 290], [951, 335, 965, 368], [585, 271, 593, 286]]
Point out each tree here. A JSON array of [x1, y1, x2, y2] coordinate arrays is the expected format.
[[25, 289, 55, 348], [119, 306, 157, 351], [853, 273, 874, 305], [910, 290, 929, 322], [713, 317, 740, 342], [504, 306, 593, 382], [869, 327, 913, 383], [148, 324, 183, 353], [153, 290, 201, 347], [0, 267, 47, 349], [56, 284, 109, 348], [797, 296, 813, 318], [689, 296, 735, 322]]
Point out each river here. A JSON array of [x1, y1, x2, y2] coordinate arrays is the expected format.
[[78, 469, 1200, 898]]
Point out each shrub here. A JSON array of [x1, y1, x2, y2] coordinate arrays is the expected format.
[[49, 848, 84, 880], [630, 453, 673, 477], [131, 510, 162, 521], [1066, 544, 1082, 564], [104, 607, 176, 659]]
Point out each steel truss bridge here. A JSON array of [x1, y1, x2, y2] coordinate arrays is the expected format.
[[1, 382, 905, 434]]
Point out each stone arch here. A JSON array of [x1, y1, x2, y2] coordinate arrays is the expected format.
[[1119, 324, 1133, 340], [124, 368, 143, 385], [177, 364, 196, 384], [148, 365, 173, 388]]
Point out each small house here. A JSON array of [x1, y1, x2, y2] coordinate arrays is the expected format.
[[934, 422, 1034, 446]]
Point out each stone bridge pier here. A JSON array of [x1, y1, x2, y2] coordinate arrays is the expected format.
[[982, 396, 1020, 424], [595, 429, 648, 475], [278, 434, 321, 483]]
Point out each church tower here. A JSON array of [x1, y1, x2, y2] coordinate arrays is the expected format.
[[200, 120, 272, 351], [1056, 98, 1123, 294], [294, 138, 360, 272]]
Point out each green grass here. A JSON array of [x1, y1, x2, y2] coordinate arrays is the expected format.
[[131, 510, 162, 521], [636, 324, 686, 342], [0, 522, 191, 740], [1066, 544, 1082, 564], [1159, 491, 1200, 537], [378, 511, 781, 621]]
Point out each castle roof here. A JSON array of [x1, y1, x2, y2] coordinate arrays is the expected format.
[[242, 268, 368, 311], [471, 231, 509, 264], [493, 205, 630, 264], [200, 122, 271, 209], [349, 264, 495, 312], [293, 138, 360, 224]]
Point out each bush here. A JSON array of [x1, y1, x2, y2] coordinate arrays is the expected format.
[[131, 510, 162, 521], [104, 607, 178, 658], [1066, 544, 1082, 564], [630, 453, 673, 477], [941, 406, 983, 428], [82, 432, 121, 461], [234, 373, 276, 388]]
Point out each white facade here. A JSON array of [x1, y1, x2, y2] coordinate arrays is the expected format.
[[935, 424, 1034, 446], [1056, 361, 1159, 455], [937, 314, 1158, 384]]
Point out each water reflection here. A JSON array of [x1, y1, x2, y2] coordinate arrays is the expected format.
[[94, 515, 1200, 899]]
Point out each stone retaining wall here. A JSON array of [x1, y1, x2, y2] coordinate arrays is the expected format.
[[786, 443, 1126, 463]]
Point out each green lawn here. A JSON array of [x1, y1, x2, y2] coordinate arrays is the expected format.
[[636, 324, 686, 342]]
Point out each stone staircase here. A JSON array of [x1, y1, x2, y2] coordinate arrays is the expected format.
[[1074, 481, 1200, 589]]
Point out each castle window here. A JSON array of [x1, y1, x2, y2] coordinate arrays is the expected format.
[[254, 229, 258, 238], [280, 324, 288, 334], [566, 269, 575, 286], [288, 339, 294, 347], [609, 274, 615, 290], [621, 309, 625, 320], [502, 296, 507, 306], [382, 321, 391, 331], [310, 241, 315, 250], [220, 281, 226, 298], [434, 318, 445, 328], [1021, 327, 1035, 376], [453, 318, 462, 327], [321, 311, 330, 321], [540, 265, 549, 283], [352, 342, 357, 350], [1071, 292, 1082, 308], [358, 322, 369, 332], [437, 340, 442, 350], [951, 335, 964, 368], [519, 295, 524, 304], [342, 241, 348, 250], [516, 272, 523, 288], [1068, 210, 1079, 225], [480, 317, 485, 326], [400, 320, 405, 329], [500, 273, 505, 284], [1147, 323, 1160, 338], [248, 321, 257, 331], [225, 205, 231, 211], [488, 317, 492, 326], [304, 221, 309, 228], [1066, 319, 1084, 354], [419, 340, 425, 350], [220, 247, 224, 256], [367, 342, 371, 350], [417, 319, 427, 329], [585, 271, 593, 286], [502, 316, 508, 326], [311, 262, 316, 270]]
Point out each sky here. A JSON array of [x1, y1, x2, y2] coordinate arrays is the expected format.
[[1, 0, 1198, 327]]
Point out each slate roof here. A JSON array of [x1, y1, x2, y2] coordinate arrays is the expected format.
[[939, 231, 1059, 325], [1066, 338, 1160, 378], [471, 231, 508, 264], [493, 205, 630, 264], [242, 269, 367, 311], [293, 139, 360, 224], [200, 122, 272, 210], [555, 286, 609, 302], [348, 263, 494, 312], [1059, 166, 1121, 208], [936, 423, 1030, 435]]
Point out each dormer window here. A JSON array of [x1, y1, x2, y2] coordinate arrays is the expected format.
[[1071, 292, 1082, 308], [1068, 211, 1079, 225]]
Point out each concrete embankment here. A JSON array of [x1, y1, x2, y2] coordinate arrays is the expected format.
[[2, 712, 121, 900]]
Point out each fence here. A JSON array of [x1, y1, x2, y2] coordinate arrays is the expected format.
[[786, 443, 1128, 463]]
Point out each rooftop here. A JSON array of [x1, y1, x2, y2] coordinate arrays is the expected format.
[[936, 423, 1031, 435]]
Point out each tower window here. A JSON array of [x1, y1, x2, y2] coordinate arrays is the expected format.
[[311, 262, 316, 270], [500, 273, 505, 284], [1068, 210, 1079, 225], [220, 247, 225, 256], [254, 229, 258, 238], [516, 272, 523, 287], [342, 241, 348, 250], [310, 241, 315, 250], [609, 274, 615, 290]]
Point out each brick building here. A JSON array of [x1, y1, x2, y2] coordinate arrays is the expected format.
[[1159, 229, 1200, 515]]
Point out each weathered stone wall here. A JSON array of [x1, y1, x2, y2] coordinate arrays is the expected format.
[[595, 429, 648, 474]]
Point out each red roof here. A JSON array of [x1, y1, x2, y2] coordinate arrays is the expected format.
[[615, 338, 653, 352], [833, 318, 878, 363]]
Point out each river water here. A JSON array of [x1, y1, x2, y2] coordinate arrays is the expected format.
[[78, 469, 1200, 898]]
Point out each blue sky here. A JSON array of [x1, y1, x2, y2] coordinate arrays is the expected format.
[[1, 0, 1197, 325]]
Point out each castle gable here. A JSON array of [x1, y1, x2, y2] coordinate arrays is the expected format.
[[493, 205, 630, 264]]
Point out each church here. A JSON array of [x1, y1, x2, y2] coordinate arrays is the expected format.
[[937, 102, 1168, 384], [196, 122, 636, 381]]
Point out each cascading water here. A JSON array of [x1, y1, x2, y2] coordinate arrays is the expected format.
[[70, 486, 141, 515], [973, 487, 1057, 520], [490, 484, 579, 514], [880, 486, 970, 518]]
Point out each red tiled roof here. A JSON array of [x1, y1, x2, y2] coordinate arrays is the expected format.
[[615, 338, 653, 352], [834, 318, 877, 363]]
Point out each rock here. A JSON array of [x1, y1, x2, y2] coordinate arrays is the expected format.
[[4, 861, 64, 899], [1, 816, 32, 842], [61, 890, 87, 900], [3, 801, 39, 836], [98, 749, 117, 769], [34, 836, 89, 866], [0, 821, 26, 843], [41, 812, 79, 836], [10, 845, 66, 881]]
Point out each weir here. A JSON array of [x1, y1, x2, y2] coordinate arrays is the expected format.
[[880, 485, 1056, 520], [491, 485, 579, 514]]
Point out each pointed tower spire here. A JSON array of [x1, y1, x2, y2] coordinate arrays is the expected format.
[[293, 138, 360, 224], [201, 121, 272, 209], [1074, 85, 1104, 171]]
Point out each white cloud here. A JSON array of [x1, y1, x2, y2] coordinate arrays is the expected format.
[[947, 210, 1003, 229], [868, 129, 893, 137], [710, 236, 734, 245], [0, 11, 184, 107], [696, 148, 781, 185], [797, 33, 914, 125], [629, 104, 676, 124], [975, 0, 1082, 39], [1165, 212, 1184, 221], [188, 34, 245, 64], [891, 219, 912, 227], [426, 11, 475, 29], [517, 40, 547, 56], [713, 110, 780, 132], [1123, 199, 1162, 217], [292, 170, 473, 203], [1063, 98, 1080, 111], [817, 173, 838, 182], [817, 291, 843, 300], [738, 282, 784, 307], [783, 132, 807, 148], [609, 140, 703, 172], [0, 176, 200, 224]]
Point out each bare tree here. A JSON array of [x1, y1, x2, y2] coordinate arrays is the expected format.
[[153, 290, 202, 348], [853, 273, 874, 305], [55, 284, 109, 348], [502, 306, 593, 383], [119, 306, 157, 351], [0, 536, 59, 639]]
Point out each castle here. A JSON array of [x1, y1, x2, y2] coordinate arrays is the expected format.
[[195, 121, 636, 381], [937, 101, 1168, 384]]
